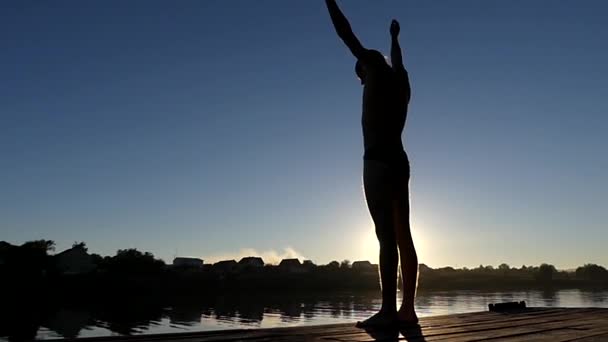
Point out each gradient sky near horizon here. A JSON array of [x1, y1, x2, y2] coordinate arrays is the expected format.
[[1, 1, 607, 269]]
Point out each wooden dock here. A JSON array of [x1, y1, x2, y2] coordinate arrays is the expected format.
[[58, 307, 608, 341]]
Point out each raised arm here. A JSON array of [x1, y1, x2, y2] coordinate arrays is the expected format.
[[325, 0, 367, 60], [390, 20, 405, 72]]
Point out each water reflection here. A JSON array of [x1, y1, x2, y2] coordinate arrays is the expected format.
[[0, 290, 607, 341], [44, 309, 93, 339]]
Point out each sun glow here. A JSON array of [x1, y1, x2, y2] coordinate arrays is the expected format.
[[358, 220, 428, 265], [360, 227, 379, 263]]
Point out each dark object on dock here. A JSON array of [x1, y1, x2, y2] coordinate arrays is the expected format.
[[489, 300, 526, 312], [51, 307, 608, 342]]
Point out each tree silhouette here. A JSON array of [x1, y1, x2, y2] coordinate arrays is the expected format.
[[72, 241, 88, 252], [537, 264, 557, 283], [576, 264, 608, 281], [327, 261, 340, 269], [104, 249, 166, 275], [21, 240, 55, 253]]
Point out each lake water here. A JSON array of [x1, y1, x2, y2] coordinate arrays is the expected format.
[[1, 289, 607, 341]]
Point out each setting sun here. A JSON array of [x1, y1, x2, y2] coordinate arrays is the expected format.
[[358, 218, 428, 265]]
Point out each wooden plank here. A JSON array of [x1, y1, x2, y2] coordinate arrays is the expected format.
[[494, 325, 608, 342], [416, 311, 597, 336], [419, 313, 608, 341], [322, 310, 608, 342], [489, 324, 608, 342], [421, 312, 608, 342], [51, 308, 608, 342], [566, 333, 608, 342], [415, 308, 594, 333]]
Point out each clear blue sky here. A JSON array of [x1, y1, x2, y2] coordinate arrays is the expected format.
[[1, 1, 607, 269]]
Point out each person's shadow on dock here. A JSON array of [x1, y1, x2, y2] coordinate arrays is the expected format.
[[362, 324, 427, 341]]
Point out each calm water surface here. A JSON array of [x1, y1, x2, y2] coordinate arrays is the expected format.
[[1, 289, 607, 341]]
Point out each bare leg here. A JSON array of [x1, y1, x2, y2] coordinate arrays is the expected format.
[[394, 171, 419, 324], [357, 160, 398, 328]]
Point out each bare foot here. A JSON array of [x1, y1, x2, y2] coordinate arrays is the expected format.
[[397, 308, 419, 326], [356, 310, 397, 329]]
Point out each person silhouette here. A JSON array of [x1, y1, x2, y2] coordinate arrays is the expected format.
[[325, 0, 419, 328]]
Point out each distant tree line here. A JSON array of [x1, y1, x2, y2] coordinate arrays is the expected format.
[[417, 263, 608, 290], [1, 240, 608, 297]]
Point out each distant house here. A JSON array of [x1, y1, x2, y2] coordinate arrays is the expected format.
[[0, 241, 14, 265], [302, 260, 316, 271], [212, 259, 237, 273], [326, 261, 340, 269], [279, 258, 304, 273], [54, 245, 96, 275], [352, 261, 376, 273], [173, 257, 204, 268], [0, 241, 13, 251], [238, 257, 264, 269]]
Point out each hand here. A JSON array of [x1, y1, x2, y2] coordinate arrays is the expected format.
[[390, 19, 400, 38]]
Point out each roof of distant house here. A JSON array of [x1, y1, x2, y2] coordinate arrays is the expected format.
[[0, 241, 14, 249], [279, 258, 301, 266], [55, 245, 88, 257], [239, 256, 264, 264], [174, 257, 203, 262], [0, 241, 14, 256], [213, 259, 237, 266], [352, 260, 373, 266]]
